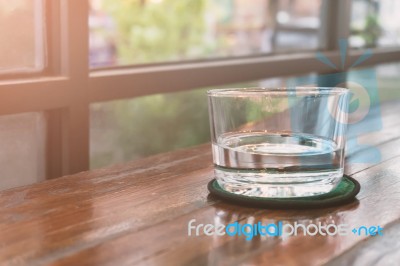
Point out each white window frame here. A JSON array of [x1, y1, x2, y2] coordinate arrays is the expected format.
[[1, 0, 400, 178]]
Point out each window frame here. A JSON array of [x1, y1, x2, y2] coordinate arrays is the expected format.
[[1, 0, 400, 178]]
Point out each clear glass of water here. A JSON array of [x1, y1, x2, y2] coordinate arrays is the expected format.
[[207, 87, 350, 198]]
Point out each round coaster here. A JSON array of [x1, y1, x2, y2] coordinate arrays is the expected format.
[[208, 175, 360, 209]]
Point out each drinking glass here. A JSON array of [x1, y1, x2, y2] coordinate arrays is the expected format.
[[207, 87, 350, 198]]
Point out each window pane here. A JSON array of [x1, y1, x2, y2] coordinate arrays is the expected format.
[[90, 63, 400, 169], [89, 0, 322, 67], [90, 74, 316, 169], [0, 0, 44, 73], [0, 112, 46, 191], [90, 89, 211, 168], [350, 0, 400, 48], [375, 63, 400, 102]]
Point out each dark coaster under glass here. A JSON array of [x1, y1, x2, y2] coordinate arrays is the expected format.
[[208, 175, 360, 209]]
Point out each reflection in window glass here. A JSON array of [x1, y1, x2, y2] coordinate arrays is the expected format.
[[90, 74, 317, 169], [0, 112, 46, 191], [0, 0, 44, 72], [89, 0, 322, 67], [350, 0, 400, 48]]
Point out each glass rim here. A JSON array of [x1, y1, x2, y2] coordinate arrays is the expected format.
[[207, 87, 348, 96]]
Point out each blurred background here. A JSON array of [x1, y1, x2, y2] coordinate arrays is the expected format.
[[89, 0, 400, 167], [1, 0, 400, 190]]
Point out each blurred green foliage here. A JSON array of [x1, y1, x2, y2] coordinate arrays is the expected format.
[[113, 89, 211, 156], [361, 14, 381, 47], [102, 0, 211, 63], [350, 0, 382, 48], [90, 89, 213, 168]]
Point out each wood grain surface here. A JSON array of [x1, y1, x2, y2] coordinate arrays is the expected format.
[[0, 101, 400, 265]]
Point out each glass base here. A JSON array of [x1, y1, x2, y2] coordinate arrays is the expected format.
[[215, 167, 343, 198]]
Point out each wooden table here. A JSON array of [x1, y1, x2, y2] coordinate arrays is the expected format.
[[1, 101, 400, 266]]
